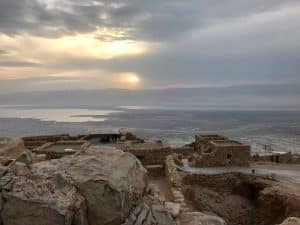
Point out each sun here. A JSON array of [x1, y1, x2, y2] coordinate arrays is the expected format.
[[119, 72, 141, 87], [127, 75, 140, 84]]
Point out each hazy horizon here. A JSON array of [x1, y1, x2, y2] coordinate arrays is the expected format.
[[0, 83, 299, 110], [0, 0, 300, 105]]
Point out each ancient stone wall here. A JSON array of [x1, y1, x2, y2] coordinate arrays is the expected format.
[[182, 172, 300, 225], [165, 155, 182, 188], [211, 140, 250, 166], [251, 152, 299, 164], [165, 155, 192, 213], [145, 165, 165, 177], [126, 148, 171, 166], [172, 146, 195, 156], [22, 134, 73, 149], [183, 173, 236, 192], [33, 140, 88, 160], [194, 140, 250, 167]]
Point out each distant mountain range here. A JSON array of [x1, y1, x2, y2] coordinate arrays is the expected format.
[[0, 84, 299, 109]]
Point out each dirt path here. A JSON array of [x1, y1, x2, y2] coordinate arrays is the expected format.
[[178, 163, 300, 184]]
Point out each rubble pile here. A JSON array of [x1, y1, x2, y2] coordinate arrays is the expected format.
[[122, 196, 173, 225]]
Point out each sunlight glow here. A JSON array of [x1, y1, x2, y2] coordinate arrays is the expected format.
[[127, 74, 140, 84], [119, 73, 141, 88], [0, 31, 148, 63]]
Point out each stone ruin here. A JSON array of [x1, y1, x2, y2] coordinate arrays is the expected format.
[[195, 134, 228, 153], [0, 137, 177, 225], [166, 154, 300, 225], [123, 139, 171, 177], [0, 132, 298, 225], [190, 134, 251, 167], [252, 151, 300, 164]]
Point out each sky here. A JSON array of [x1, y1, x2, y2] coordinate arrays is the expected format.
[[0, 0, 300, 94]]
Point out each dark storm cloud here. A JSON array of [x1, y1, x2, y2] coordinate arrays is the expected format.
[[47, 1, 300, 87], [0, 0, 297, 41], [0, 0, 300, 94], [0, 0, 104, 37]]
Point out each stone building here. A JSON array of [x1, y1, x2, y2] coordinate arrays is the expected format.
[[195, 134, 228, 153], [123, 139, 171, 176], [194, 134, 250, 167], [208, 140, 250, 166], [252, 151, 294, 164]]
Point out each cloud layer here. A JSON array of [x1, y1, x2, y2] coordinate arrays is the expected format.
[[0, 0, 299, 93]]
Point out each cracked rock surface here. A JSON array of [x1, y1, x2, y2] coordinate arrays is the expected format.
[[0, 147, 147, 225]]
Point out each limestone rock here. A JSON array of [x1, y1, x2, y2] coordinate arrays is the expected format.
[[258, 182, 300, 225], [164, 202, 181, 218], [32, 153, 47, 163], [179, 212, 226, 225], [123, 196, 174, 225], [12, 162, 30, 176], [66, 147, 148, 225], [0, 147, 147, 225], [279, 217, 300, 225], [15, 150, 32, 165], [1, 161, 79, 225], [151, 202, 174, 225]]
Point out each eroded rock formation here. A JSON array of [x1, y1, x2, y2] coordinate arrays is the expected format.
[[0, 147, 148, 225], [122, 196, 174, 225], [279, 217, 300, 225]]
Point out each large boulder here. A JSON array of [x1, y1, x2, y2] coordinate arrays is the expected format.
[[179, 212, 226, 225], [0, 147, 148, 225], [123, 196, 174, 225], [280, 217, 300, 225], [0, 159, 82, 225], [67, 147, 148, 225]]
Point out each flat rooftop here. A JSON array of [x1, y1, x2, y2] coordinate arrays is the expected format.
[[35, 140, 87, 153], [210, 140, 249, 147], [196, 134, 228, 140], [44, 143, 83, 153], [91, 142, 124, 150]]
